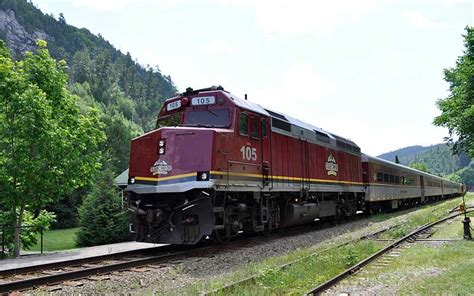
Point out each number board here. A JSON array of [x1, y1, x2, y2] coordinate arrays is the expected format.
[[191, 96, 216, 106], [167, 100, 181, 111]]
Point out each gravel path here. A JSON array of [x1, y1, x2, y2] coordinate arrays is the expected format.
[[29, 209, 420, 295]]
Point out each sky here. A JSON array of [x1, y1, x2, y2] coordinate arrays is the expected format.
[[34, 0, 473, 156]]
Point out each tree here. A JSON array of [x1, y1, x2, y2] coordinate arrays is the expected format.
[[434, 27, 474, 157], [76, 170, 129, 247], [409, 162, 430, 173], [395, 155, 400, 164], [0, 40, 105, 257], [101, 112, 143, 174], [447, 173, 463, 183], [58, 12, 66, 24]]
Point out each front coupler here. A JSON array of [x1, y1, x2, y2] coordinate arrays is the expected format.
[[147, 196, 215, 244]]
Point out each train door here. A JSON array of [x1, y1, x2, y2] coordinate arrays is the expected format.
[[261, 118, 272, 188], [300, 139, 310, 191]]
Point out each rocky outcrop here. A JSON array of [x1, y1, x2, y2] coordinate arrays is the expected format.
[[0, 9, 49, 56]]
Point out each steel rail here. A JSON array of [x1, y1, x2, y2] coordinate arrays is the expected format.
[[0, 248, 194, 294], [0, 244, 175, 277], [305, 209, 472, 295]]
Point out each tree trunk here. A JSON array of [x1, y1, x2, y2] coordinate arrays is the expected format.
[[13, 203, 25, 258]]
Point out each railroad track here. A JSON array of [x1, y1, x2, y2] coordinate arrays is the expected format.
[[305, 209, 473, 295], [0, 219, 354, 294], [0, 245, 199, 294], [1, 201, 460, 294], [203, 222, 403, 295]]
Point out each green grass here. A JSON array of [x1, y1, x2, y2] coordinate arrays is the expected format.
[[345, 239, 474, 294], [27, 227, 79, 252], [432, 212, 474, 238], [246, 240, 383, 295], [378, 194, 474, 240]]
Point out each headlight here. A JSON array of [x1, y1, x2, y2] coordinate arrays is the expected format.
[[130, 177, 135, 184], [159, 140, 165, 147], [197, 171, 209, 181], [159, 147, 165, 155]]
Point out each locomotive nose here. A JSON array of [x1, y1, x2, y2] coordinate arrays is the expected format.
[[127, 127, 217, 244], [128, 127, 214, 186]]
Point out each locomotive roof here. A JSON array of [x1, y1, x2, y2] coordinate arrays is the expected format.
[[362, 154, 460, 185], [227, 92, 360, 148], [169, 86, 360, 152]]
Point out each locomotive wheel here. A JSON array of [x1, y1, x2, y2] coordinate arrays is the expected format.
[[213, 228, 231, 243]]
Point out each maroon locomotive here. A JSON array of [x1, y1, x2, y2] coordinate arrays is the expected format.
[[126, 86, 464, 244]]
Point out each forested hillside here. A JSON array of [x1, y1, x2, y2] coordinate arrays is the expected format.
[[0, 0, 176, 167], [0, 0, 176, 228], [378, 144, 474, 188]]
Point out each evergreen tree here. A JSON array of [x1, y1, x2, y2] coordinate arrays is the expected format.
[[58, 12, 66, 24], [76, 170, 129, 247]]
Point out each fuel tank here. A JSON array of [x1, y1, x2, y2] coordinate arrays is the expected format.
[[280, 203, 319, 227]]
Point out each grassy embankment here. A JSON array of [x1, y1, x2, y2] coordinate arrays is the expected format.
[[342, 211, 474, 294], [177, 193, 473, 295], [26, 227, 79, 252]]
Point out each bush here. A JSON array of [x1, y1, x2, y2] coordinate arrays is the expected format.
[[76, 170, 129, 247]]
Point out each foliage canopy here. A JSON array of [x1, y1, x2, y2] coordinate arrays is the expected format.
[[434, 27, 474, 157], [0, 40, 105, 256]]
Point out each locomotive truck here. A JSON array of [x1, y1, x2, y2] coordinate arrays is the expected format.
[[126, 86, 464, 244]]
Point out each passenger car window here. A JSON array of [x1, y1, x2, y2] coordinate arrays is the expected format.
[[239, 113, 248, 135], [377, 173, 383, 182]]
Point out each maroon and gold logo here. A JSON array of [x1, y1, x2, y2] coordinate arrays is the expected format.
[[325, 154, 338, 176]]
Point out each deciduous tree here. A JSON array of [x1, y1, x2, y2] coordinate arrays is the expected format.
[[0, 40, 105, 257], [434, 27, 474, 157], [409, 162, 430, 173]]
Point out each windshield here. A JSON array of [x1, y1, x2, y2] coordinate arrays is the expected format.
[[184, 108, 231, 128]]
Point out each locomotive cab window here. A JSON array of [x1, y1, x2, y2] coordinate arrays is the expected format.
[[239, 113, 248, 135], [250, 117, 260, 139], [184, 108, 231, 128]]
